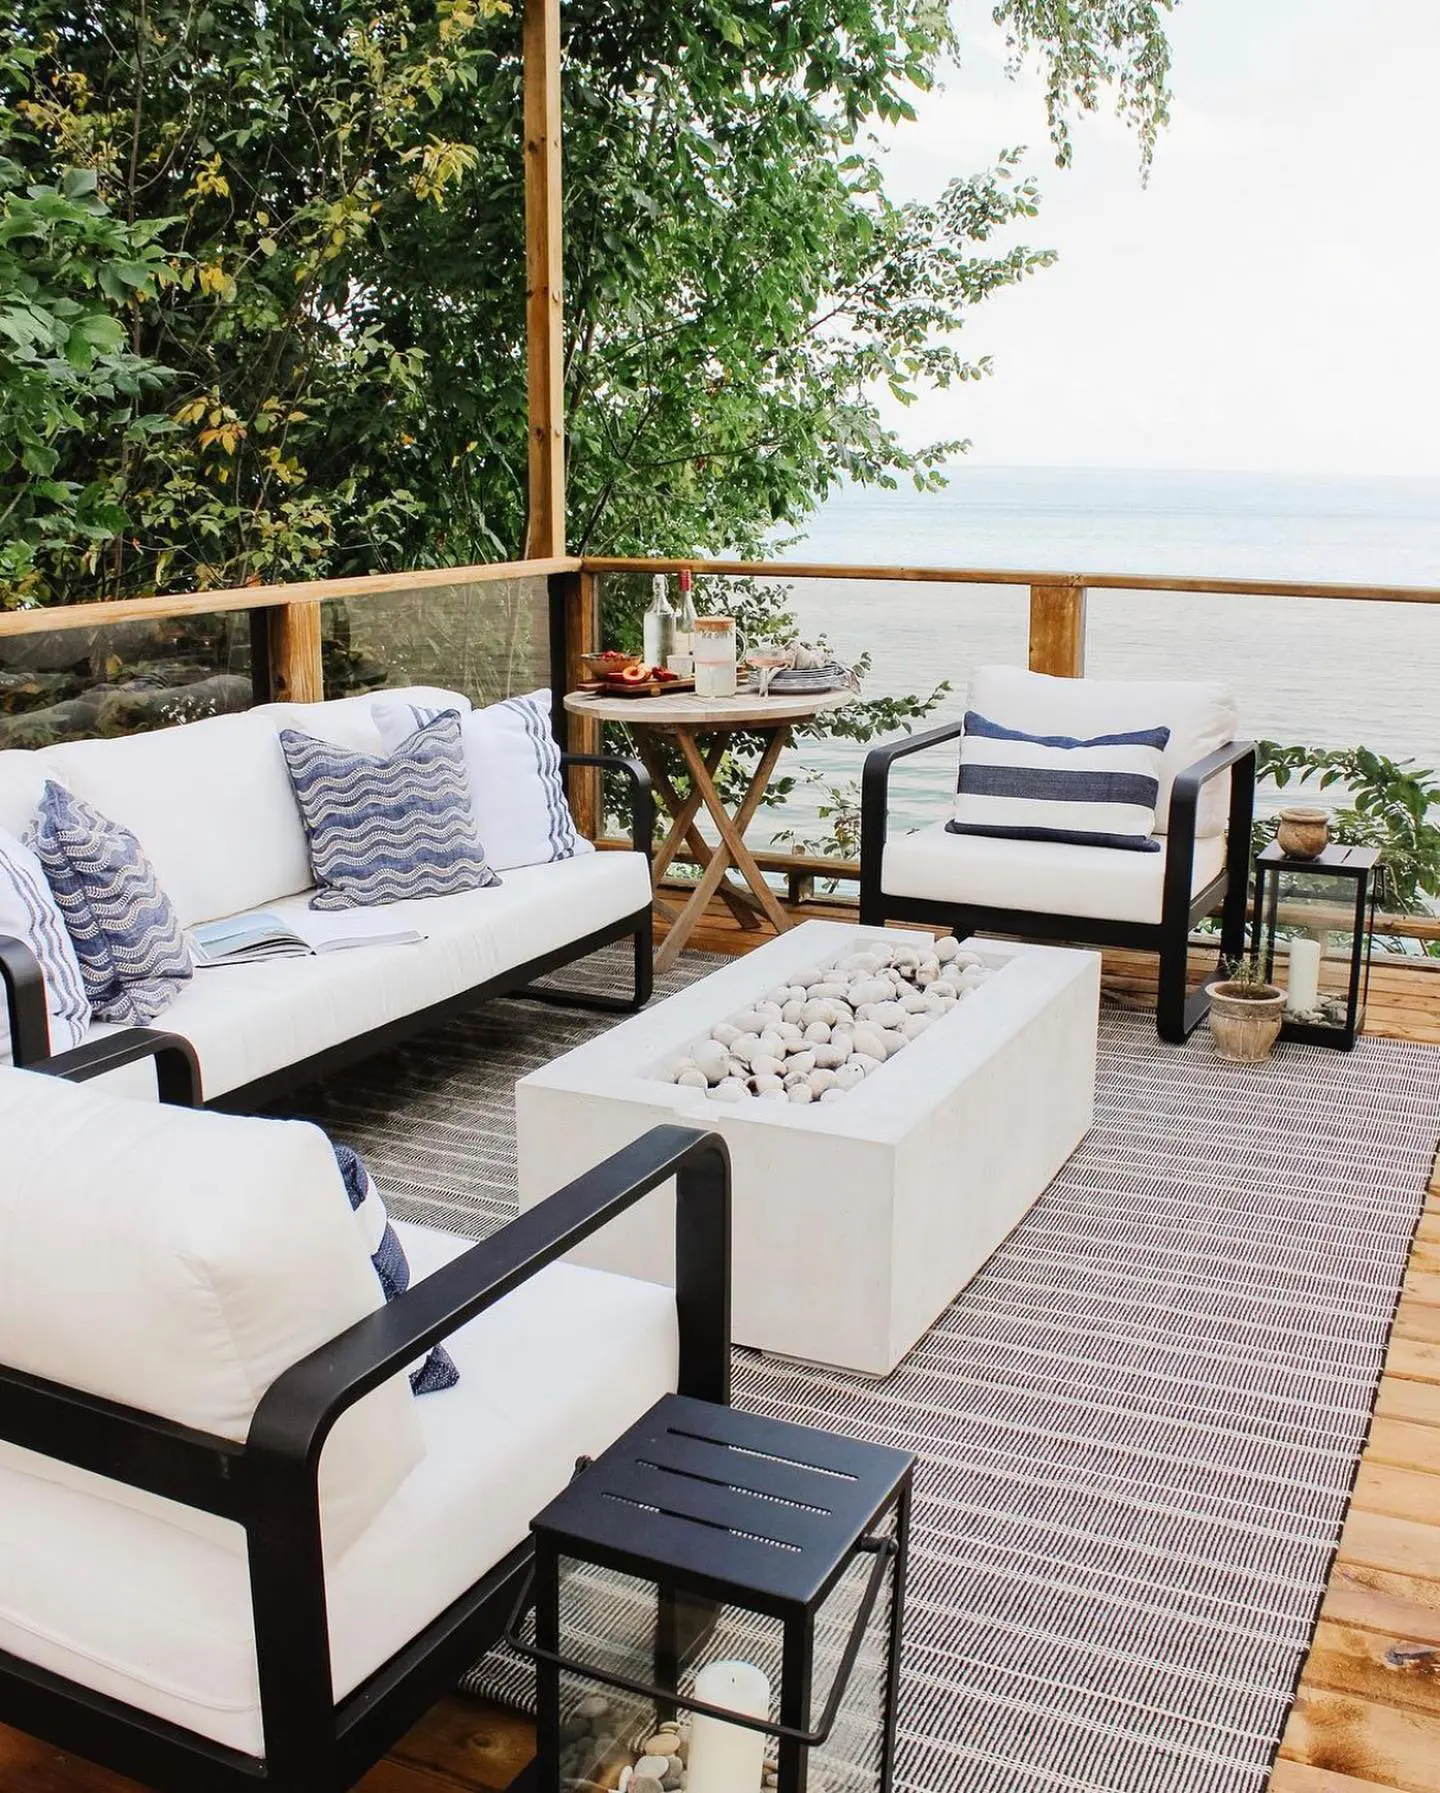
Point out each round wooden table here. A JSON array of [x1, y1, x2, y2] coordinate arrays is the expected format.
[[564, 686, 855, 971]]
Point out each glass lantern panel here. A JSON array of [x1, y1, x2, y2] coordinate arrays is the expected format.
[[1270, 867, 1363, 1033], [536, 1539, 894, 1792]]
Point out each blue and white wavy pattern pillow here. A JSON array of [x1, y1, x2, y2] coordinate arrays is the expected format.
[[29, 782, 193, 1023], [948, 711, 1171, 853], [0, 824, 91, 1061], [280, 711, 500, 911], [331, 1144, 459, 1396], [373, 690, 592, 872]]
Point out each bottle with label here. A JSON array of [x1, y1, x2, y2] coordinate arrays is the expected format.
[[642, 574, 676, 668], [673, 568, 698, 658]]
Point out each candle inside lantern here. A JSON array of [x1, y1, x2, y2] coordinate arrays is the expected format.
[[1286, 935, 1322, 1014], [687, 1659, 770, 1793]]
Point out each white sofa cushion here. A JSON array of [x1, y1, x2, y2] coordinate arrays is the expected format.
[[0, 1069, 424, 1558], [258, 685, 474, 757], [0, 1218, 679, 1757], [966, 667, 1239, 837], [120, 848, 651, 1100], [0, 825, 89, 1062], [0, 748, 54, 839], [373, 689, 594, 873], [882, 821, 1227, 927]]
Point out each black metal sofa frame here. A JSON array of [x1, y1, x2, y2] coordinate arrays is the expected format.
[[0, 749, 654, 1110], [859, 723, 1258, 1043], [0, 1028, 729, 1793]]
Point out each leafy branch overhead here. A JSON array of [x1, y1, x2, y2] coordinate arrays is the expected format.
[[1, 0, 1175, 604]]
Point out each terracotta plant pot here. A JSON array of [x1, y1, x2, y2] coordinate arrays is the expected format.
[[1276, 806, 1330, 859], [1208, 981, 1287, 1063]]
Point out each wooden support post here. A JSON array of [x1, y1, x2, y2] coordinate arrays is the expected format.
[[1028, 583, 1088, 678], [265, 601, 324, 703], [555, 569, 602, 838], [523, 0, 565, 560]]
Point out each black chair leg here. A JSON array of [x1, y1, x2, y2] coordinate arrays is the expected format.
[[1157, 932, 1216, 1043], [517, 920, 654, 1016]]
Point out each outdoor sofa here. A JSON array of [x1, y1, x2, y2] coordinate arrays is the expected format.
[[0, 685, 653, 1107]]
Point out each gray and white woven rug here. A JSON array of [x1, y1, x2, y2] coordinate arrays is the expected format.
[[276, 945, 1440, 1793]]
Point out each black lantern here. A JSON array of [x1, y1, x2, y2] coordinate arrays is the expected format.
[[1251, 842, 1382, 1050], [508, 1394, 913, 1793]]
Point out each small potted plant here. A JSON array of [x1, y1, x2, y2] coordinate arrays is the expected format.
[[1208, 957, 1287, 1063]]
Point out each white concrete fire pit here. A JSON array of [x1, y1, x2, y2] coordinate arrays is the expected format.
[[516, 922, 1099, 1375]]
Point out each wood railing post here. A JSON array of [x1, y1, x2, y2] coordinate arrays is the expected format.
[[265, 600, 324, 703], [552, 568, 602, 838], [523, 0, 565, 559], [1028, 582, 1087, 678]]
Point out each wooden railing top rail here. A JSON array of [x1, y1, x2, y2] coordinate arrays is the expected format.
[[0, 557, 580, 639], [580, 555, 1440, 605]]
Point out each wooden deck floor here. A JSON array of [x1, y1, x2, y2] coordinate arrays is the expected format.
[[5, 906, 1438, 1793]]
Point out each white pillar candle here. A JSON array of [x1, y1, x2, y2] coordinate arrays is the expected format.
[[687, 1660, 770, 1793], [1286, 935, 1322, 1014]]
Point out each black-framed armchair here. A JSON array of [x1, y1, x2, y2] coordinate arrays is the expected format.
[[0, 1062, 729, 1793], [859, 670, 1256, 1043]]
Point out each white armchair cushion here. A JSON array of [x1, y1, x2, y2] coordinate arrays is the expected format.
[[967, 667, 1239, 837], [0, 1069, 424, 1558], [0, 1219, 679, 1757], [882, 822, 1227, 926]]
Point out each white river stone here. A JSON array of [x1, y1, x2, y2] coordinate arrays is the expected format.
[[709, 1078, 748, 1102]]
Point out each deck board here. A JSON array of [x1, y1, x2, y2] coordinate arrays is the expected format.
[[2, 899, 1436, 1793]]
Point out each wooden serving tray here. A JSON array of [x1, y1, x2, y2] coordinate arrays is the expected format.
[[576, 676, 696, 699]]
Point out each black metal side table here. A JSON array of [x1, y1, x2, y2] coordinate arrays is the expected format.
[[507, 1393, 914, 1793]]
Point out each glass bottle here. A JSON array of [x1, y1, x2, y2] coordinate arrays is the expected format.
[[673, 568, 698, 658], [642, 573, 676, 668]]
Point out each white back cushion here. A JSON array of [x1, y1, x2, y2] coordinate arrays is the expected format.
[[0, 1069, 424, 1556], [258, 686, 473, 757], [0, 749, 55, 839], [39, 710, 312, 928], [966, 667, 1239, 837]]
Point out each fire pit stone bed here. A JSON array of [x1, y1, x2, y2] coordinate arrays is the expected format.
[[669, 934, 993, 1104]]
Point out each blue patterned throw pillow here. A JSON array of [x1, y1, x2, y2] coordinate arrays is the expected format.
[[29, 783, 193, 1023], [0, 824, 91, 1061], [280, 712, 500, 910], [331, 1144, 459, 1396], [948, 712, 1171, 853]]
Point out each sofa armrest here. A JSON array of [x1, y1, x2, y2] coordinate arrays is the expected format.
[[33, 1028, 202, 1107], [0, 932, 51, 1066], [562, 750, 653, 866], [860, 719, 967, 921], [1161, 741, 1258, 930]]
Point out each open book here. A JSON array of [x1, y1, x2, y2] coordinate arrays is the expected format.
[[190, 910, 426, 967]]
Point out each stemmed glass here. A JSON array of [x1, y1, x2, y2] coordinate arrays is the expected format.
[[745, 641, 790, 698]]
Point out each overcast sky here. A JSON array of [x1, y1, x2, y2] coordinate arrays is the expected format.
[[875, 0, 1440, 476]]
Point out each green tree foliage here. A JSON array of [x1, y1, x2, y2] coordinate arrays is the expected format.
[[1, 0, 1174, 604]]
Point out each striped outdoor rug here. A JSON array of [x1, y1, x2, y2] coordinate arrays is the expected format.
[[277, 944, 1440, 1793]]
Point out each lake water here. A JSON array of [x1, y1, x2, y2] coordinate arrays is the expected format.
[[746, 466, 1440, 848]]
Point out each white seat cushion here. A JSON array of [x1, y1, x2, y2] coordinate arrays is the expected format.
[[0, 1070, 423, 1558], [0, 1219, 679, 1757], [115, 849, 650, 1101], [881, 822, 1228, 927], [967, 667, 1239, 836]]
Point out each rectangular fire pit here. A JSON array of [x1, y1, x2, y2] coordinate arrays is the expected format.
[[516, 922, 1099, 1374]]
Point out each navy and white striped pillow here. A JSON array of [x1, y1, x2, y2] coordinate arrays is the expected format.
[[280, 712, 500, 910], [331, 1144, 459, 1396], [29, 782, 194, 1022], [0, 824, 91, 1060], [948, 711, 1170, 853], [373, 690, 591, 872]]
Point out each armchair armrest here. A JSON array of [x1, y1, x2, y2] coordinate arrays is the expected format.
[[33, 1028, 201, 1107], [562, 749, 654, 865], [860, 719, 967, 921], [0, 932, 50, 1066], [242, 1124, 729, 1763], [1161, 740, 1258, 930]]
